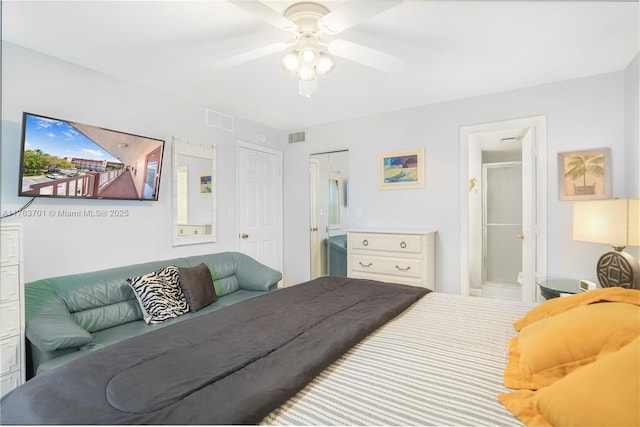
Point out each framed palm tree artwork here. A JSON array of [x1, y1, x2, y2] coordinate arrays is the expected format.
[[558, 148, 611, 200]]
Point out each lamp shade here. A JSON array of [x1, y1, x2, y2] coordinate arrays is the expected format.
[[573, 199, 640, 247]]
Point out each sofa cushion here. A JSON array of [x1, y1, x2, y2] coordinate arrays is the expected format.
[[27, 314, 93, 352], [71, 300, 141, 333], [178, 263, 217, 312], [127, 266, 189, 324]]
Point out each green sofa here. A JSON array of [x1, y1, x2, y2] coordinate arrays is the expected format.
[[25, 252, 282, 376]]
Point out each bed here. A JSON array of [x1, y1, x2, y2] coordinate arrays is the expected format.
[[2, 277, 638, 426], [263, 287, 640, 427], [263, 291, 532, 426]]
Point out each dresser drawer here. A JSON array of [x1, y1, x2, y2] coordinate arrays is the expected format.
[[350, 233, 424, 254], [0, 335, 21, 377], [0, 266, 20, 303], [0, 371, 21, 398], [0, 229, 20, 267], [350, 255, 423, 279], [348, 229, 436, 290], [0, 302, 21, 340], [0, 224, 24, 391], [177, 224, 212, 236]]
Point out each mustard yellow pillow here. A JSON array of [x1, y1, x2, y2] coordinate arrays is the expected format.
[[504, 302, 640, 390], [499, 338, 640, 427], [514, 287, 640, 331]]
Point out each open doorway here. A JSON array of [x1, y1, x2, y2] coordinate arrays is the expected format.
[[460, 116, 547, 303], [309, 150, 349, 280]]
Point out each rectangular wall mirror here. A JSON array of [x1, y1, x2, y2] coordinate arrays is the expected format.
[[172, 137, 217, 246]]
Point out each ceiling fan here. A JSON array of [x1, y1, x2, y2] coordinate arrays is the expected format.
[[213, 0, 405, 97]]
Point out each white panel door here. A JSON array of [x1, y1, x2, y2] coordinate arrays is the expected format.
[[236, 143, 283, 274]]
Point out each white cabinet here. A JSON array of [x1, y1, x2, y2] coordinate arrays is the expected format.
[[0, 223, 24, 397], [347, 229, 436, 290]]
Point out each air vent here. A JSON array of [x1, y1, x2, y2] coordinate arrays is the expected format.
[[288, 131, 306, 144], [498, 136, 521, 143], [205, 109, 234, 132]]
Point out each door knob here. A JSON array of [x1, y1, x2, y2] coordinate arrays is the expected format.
[[310, 227, 318, 232], [240, 233, 249, 239], [516, 234, 524, 240]]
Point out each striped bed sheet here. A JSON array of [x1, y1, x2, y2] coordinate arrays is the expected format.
[[262, 292, 534, 426]]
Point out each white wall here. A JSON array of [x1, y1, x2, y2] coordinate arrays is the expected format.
[[624, 54, 639, 260], [2, 42, 636, 291], [1, 42, 285, 282], [283, 69, 631, 292]]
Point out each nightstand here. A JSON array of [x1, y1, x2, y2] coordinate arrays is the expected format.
[[537, 278, 584, 300]]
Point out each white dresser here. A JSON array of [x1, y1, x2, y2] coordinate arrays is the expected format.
[[0, 223, 25, 397], [347, 229, 436, 289]]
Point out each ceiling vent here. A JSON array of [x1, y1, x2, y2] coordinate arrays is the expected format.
[[205, 109, 233, 132], [498, 136, 521, 143], [288, 131, 307, 144]]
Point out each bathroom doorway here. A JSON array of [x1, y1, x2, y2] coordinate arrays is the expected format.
[[460, 116, 547, 303]]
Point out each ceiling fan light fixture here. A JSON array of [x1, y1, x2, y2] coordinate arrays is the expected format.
[[316, 52, 335, 75], [280, 51, 300, 74], [299, 64, 317, 81], [299, 46, 317, 64], [226, 0, 405, 97]]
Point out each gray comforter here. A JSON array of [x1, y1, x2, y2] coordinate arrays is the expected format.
[[0, 276, 428, 424]]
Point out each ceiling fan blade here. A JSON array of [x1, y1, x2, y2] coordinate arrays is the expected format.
[[211, 42, 291, 69], [228, 0, 297, 32], [328, 39, 404, 74], [318, 0, 403, 34]]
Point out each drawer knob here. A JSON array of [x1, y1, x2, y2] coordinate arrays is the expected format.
[[400, 241, 407, 248], [362, 239, 369, 246], [395, 265, 411, 272], [359, 261, 373, 267]]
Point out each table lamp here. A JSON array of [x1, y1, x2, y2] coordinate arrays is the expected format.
[[573, 199, 639, 289]]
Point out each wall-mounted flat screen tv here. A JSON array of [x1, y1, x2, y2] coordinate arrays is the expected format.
[[19, 112, 165, 201]]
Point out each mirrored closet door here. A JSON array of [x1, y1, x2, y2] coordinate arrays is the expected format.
[[309, 150, 349, 279]]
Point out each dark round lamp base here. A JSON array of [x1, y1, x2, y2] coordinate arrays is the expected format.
[[597, 251, 640, 289]]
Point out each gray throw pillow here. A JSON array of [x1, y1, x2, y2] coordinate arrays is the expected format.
[[178, 263, 217, 312]]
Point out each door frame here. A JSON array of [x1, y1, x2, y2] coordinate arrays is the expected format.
[[309, 158, 322, 278], [459, 115, 548, 302], [235, 141, 284, 275]]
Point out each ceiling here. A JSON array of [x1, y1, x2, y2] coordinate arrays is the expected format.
[[2, 1, 638, 131]]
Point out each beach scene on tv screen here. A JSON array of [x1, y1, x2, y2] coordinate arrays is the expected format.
[[20, 114, 163, 200]]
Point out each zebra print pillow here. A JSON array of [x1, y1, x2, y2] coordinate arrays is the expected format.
[[127, 266, 189, 324]]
